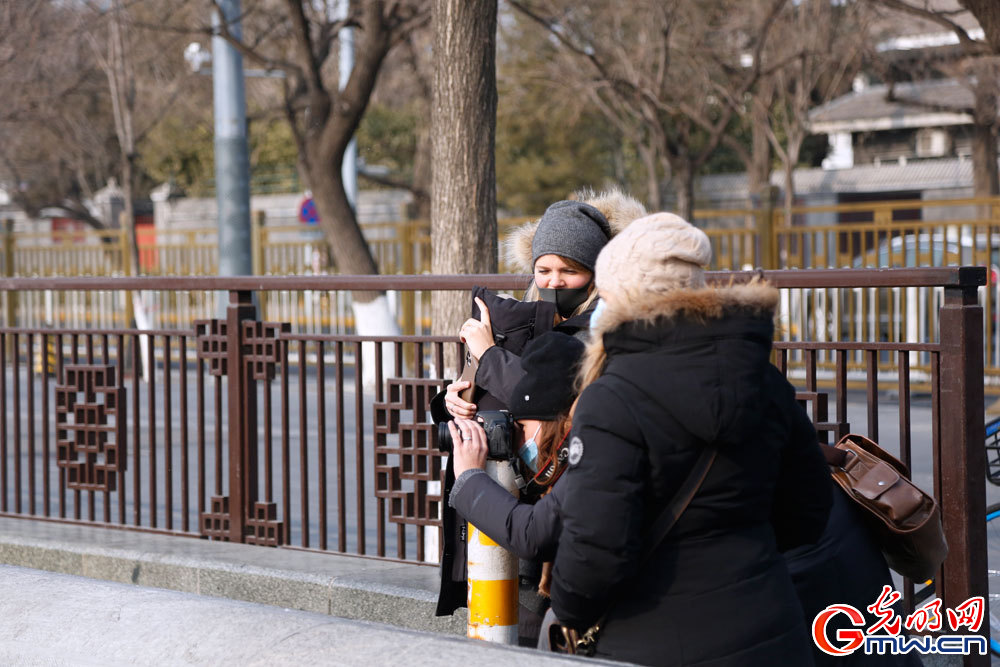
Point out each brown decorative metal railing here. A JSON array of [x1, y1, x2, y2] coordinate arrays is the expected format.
[[0, 270, 986, 625]]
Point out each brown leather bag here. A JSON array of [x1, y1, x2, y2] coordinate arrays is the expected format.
[[822, 433, 948, 582]]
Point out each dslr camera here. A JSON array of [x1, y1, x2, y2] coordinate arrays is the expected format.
[[437, 410, 516, 461]]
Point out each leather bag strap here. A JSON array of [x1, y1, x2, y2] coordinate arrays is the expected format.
[[590, 446, 718, 633], [819, 442, 848, 468], [637, 446, 717, 566]]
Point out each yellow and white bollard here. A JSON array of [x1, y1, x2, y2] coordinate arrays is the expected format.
[[467, 459, 519, 643]]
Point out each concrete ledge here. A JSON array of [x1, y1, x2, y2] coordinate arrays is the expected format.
[[0, 517, 466, 636], [0, 565, 620, 666]]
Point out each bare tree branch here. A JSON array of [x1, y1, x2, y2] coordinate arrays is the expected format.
[[207, 0, 304, 78], [282, 0, 325, 92], [508, 1, 639, 102], [358, 167, 427, 200]]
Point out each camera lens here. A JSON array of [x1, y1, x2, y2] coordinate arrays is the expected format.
[[436, 421, 453, 453]]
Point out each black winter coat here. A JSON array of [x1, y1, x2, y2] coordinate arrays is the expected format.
[[430, 286, 593, 424], [785, 489, 923, 667], [549, 284, 833, 666], [473, 307, 593, 410]]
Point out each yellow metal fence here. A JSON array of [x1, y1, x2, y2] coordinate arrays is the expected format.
[[0, 215, 540, 281], [5, 197, 1000, 386], [11, 199, 999, 277]]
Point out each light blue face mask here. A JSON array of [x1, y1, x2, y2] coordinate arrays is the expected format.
[[518, 424, 542, 473], [589, 298, 606, 329]]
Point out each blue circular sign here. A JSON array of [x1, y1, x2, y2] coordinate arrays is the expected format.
[[299, 198, 319, 225]]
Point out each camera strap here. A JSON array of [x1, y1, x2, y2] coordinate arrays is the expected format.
[[514, 431, 571, 497]]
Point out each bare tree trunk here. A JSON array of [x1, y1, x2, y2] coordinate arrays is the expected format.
[[971, 58, 1000, 198], [782, 132, 805, 227], [782, 163, 795, 228], [430, 0, 498, 343], [122, 155, 140, 271], [673, 161, 695, 223], [100, 0, 143, 327], [309, 135, 399, 387], [104, 0, 139, 269], [303, 4, 390, 302], [748, 86, 774, 208], [638, 144, 661, 211], [308, 149, 380, 280]]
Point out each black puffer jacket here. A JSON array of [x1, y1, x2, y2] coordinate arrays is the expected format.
[[550, 283, 833, 666], [474, 306, 593, 409], [430, 286, 594, 424]]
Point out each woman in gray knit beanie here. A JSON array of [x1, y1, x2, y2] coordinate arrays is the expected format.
[[520, 199, 612, 318], [443, 188, 646, 421]]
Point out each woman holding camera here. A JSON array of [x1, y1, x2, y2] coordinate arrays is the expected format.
[[546, 213, 833, 665], [447, 332, 585, 565], [440, 331, 585, 646]]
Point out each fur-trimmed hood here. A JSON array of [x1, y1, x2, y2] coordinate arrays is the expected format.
[[593, 280, 779, 337], [576, 280, 779, 392], [505, 187, 647, 273], [575, 280, 781, 450]]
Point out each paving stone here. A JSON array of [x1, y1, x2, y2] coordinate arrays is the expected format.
[[0, 565, 623, 666]]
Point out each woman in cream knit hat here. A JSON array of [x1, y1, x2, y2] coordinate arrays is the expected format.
[[547, 213, 833, 665]]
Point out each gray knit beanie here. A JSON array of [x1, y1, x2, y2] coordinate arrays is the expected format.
[[531, 200, 612, 271], [595, 213, 713, 304]]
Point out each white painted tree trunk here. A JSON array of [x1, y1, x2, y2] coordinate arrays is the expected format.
[[132, 291, 151, 383], [351, 295, 400, 391]]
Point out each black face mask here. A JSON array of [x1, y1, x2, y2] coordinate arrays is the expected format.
[[537, 284, 592, 319]]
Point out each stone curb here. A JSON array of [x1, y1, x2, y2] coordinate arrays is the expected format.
[[0, 564, 624, 666], [0, 517, 466, 636]]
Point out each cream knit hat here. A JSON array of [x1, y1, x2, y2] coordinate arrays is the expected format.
[[594, 213, 712, 303]]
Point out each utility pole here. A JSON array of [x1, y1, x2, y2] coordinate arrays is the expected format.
[[212, 0, 252, 279], [466, 461, 519, 643]]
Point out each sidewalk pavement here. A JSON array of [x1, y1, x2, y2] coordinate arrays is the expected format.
[[0, 517, 463, 636], [0, 517, 966, 666], [0, 564, 622, 666]]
